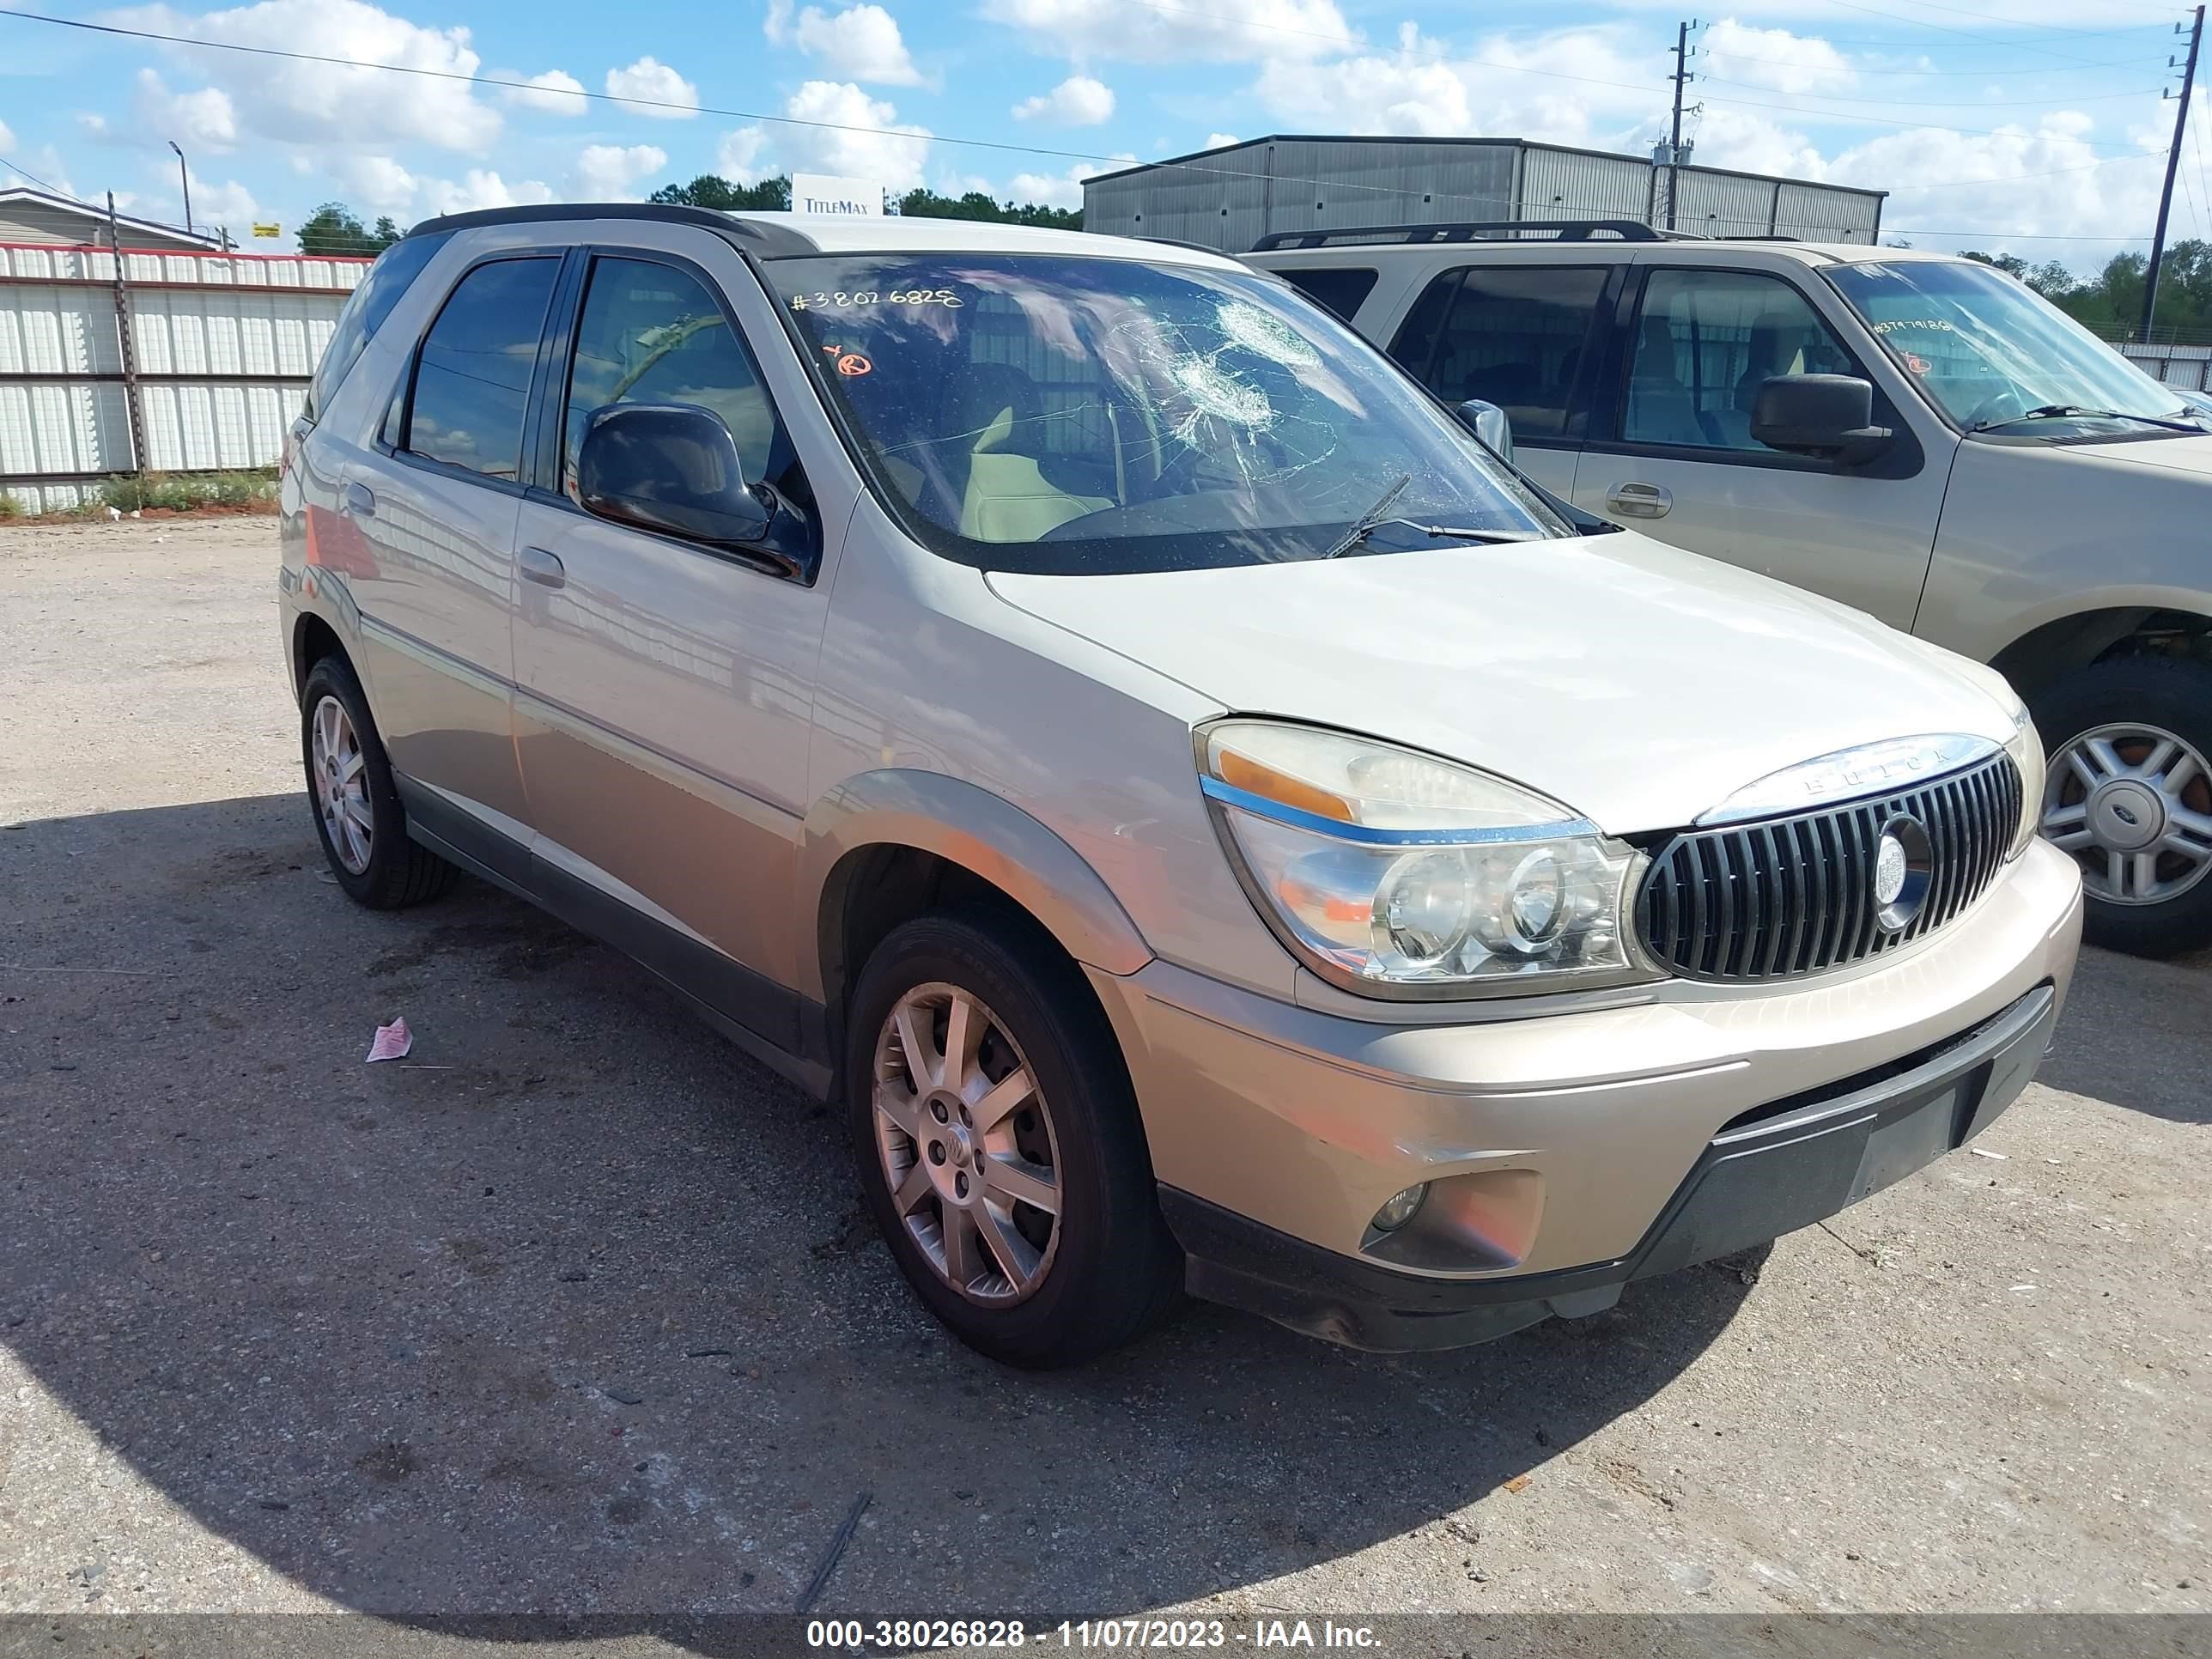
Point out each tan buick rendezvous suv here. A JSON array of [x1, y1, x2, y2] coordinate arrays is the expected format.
[[280, 204, 2083, 1367]]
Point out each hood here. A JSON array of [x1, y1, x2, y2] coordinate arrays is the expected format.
[[2051, 429, 2212, 481], [988, 532, 2019, 836]]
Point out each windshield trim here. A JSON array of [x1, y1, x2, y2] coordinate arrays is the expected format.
[[763, 249, 1571, 574], [1818, 257, 2197, 444]]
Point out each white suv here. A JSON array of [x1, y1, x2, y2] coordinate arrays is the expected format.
[[1249, 221, 2212, 957], [283, 206, 2080, 1365]]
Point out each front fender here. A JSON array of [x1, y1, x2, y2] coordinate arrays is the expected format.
[[796, 769, 1153, 1003]]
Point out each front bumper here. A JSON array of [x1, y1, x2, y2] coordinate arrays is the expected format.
[[1160, 980, 2057, 1350], [1086, 836, 2082, 1349]]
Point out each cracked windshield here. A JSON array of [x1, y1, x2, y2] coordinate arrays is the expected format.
[[768, 254, 1558, 574]]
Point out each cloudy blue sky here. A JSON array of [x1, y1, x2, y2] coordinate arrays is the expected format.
[[0, 0, 2203, 272]]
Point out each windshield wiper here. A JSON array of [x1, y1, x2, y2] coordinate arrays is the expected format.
[[1971, 404, 2206, 435], [1322, 473, 1412, 560]]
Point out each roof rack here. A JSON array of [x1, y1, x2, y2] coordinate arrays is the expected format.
[[404, 202, 821, 259], [1249, 219, 1686, 252]]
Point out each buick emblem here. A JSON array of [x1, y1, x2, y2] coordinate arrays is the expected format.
[[1874, 833, 1908, 907], [1874, 814, 1934, 933]]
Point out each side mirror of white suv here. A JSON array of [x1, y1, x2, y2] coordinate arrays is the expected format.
[[1454, 398, 1515, 465]]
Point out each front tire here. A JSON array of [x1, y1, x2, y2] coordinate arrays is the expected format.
[[2032, 654, 2212, 956], [844, 909, 1181, 1368], [301, 653, 456, 909]]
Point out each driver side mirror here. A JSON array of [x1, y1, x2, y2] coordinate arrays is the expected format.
[[576, 402, 772, 548], [1749, 374, 1893, 466], [1454, 398, 1515, 465]]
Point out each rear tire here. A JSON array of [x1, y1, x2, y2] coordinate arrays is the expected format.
[[2031, 654, 2212, 957], [844, 908, 1182, 1368], [301, 653, 457, 910]]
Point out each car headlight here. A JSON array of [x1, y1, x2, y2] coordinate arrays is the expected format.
[[1198, 720, 1656, 998], [2003, 705, 2045, 860]]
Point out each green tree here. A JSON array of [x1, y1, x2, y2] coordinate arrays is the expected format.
[[296, 202, 400, 256], [647, 172, 1082, 230], [651, 173, 792, 210], [895, 185, 1082, 230]]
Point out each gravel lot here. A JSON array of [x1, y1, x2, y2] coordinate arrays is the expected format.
[[2, 520, 2207, 1644]]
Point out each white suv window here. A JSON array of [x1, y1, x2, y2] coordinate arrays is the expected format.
[[1623, 269, 1854, 452]]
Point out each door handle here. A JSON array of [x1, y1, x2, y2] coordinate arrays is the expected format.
[[1605, 481, 1671, 520], [519, 547, 566, 590], [342, 481, 376, 519]]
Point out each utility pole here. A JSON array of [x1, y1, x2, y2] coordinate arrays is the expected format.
[[1663, 20, 1698, 231], [2142, 3, 2204, 343], [107, 193, 146, 483], [167, 139, 192, 239]]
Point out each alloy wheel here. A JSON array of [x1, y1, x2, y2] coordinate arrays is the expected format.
[[871, 981, 1062, 1304], [310, 694, 374, 876], [2041, 721, 2212, 905]]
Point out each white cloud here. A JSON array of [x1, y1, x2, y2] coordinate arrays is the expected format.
[[1012, 74, 1115, 125], [722, 80, 932, 191], [605, 55, 699, 118], [718, 126, 775, 184], [111, 0, 502, 152], [133, 68, 239, 152], [1007, 155, 1132, 208], [340, 154, 420, 215], [981, 0, 1353, 64], [0, 118, 13, 154], [416, 169, 556, 215], [1697, 20, 1854, 96], [1201, 132, 1241, 150], [182, 171, 259, 233], [1255, 24, 1661, 148], [330, 155, 555, 218], [576, 142, 669, 200], [507, 69, 587, 114], [767, 3, 923, 86]]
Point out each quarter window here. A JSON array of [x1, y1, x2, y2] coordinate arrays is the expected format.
[[402, 257, 560, 482], [305, 230, 452, 424], [1277, 265, 1380, 321], [561, 257, 782, 497], [1623, 269, 1856, 452]]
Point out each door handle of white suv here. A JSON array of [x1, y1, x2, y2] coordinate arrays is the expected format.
[[519, 547, 567, 590], [342, 481, 376, 519], [1606, 481, 1671, 520]]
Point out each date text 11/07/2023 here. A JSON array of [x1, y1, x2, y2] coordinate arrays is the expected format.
[[805, 1619, 1382, 1650]]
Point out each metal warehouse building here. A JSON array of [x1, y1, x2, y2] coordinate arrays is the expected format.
[[1082, 136, 1885, 252], [0, 187, 370, 512]]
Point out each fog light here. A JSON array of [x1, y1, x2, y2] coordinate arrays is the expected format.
[[1371, 1183, 1428, 1232]]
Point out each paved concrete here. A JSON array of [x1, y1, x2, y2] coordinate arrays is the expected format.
[[1, 521, 2207, 1637]]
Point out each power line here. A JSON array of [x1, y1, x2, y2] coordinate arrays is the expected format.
[[1699, 48, 2154, 74], [0, 4, 2185, 246], [1812, 0, 2184, 66], [5, 3, 2162, 167], [1698, 74, 2164, 105]]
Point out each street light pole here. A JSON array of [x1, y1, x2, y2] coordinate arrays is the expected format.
[[167, 139, 191, 239]]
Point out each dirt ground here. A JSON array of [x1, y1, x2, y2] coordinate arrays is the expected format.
[[1, 520, 2207, 1650]]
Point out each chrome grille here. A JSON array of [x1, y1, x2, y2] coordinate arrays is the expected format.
[[1636, 752, 2022, 981]]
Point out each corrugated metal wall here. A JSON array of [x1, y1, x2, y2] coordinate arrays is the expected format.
[[0, 245, 368, 511], [1083, 138, 1884, 252], [2119, 340, 2212, 391], [1520, 148, 1650, 223]]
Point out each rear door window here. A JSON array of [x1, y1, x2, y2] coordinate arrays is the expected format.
[[400, 257, 562, 483], [1419, 266, 1608, 441]]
